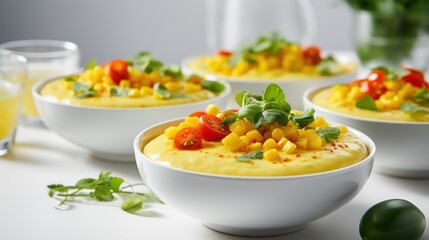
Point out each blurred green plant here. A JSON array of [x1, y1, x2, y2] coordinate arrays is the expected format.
[[344, 0, 429, 68]]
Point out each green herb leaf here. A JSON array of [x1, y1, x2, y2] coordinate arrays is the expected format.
[[237, 104, 263, 123], [73, 82, 97, 99], [162, 65, 182, 78], [85, 59, 97, 70], [109, 177, 124, 193], [110, 87, 129, 97], [121, 197, 144, 214], [291, 108, 315, 128], [356, 96, 378, 111], [316, 127, 340, 142], [412, 88, 429, 104], [133, 51, 164, 73], [64, 76, 78, 82], [201, 80, 225, 93], [75, 178, 96, 188], [261, 109, 288, 126], [262, 83, 285, 103], [93, 185, 114, 202], [153, 83, 171, 99], [318, 55, 341, 76], [236, 150, 264, 162], [400, 103, 429, 114]]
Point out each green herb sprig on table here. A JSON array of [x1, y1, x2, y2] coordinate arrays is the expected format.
[[47, 171, 160, 214]]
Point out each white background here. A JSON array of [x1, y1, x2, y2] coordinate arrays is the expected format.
[[0, 0, 354, 64]]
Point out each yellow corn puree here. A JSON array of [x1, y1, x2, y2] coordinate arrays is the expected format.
[[312, 67, 429, 122], [143, 84, 368, 177], [40, 53, 223, 108], [185, 33, 357, 80]]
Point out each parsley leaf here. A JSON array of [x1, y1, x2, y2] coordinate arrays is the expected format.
[[201, 80, 225, 93], [162, 65, 182, 78], [121, 197, 144, 214], [85, 58, 97, 70], [153, 83, 171, 99], [73, 82, 97, 98], [412, 88, 429, 104], [356, 96, 378, 110], [316, 127, 340, 142], [133, 51, 164, 73], [236, 150, 264, 162]]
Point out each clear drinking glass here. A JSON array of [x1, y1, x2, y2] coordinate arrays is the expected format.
[[0, 52, 27, 156], [0, 40, 80, 126], [204, 0, 316, 51]]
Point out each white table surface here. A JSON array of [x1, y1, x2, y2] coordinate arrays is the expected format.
[[1, 125, 428, 240]]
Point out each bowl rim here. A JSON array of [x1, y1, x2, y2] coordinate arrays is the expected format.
[[181, 50, 359, 83], [303, 83, 429, 126], [134, 117, 376, 181], [32, 74, 231, 111]]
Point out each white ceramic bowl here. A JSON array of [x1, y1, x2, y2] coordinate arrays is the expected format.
[[182, 52, 358, 110], [33, 77, 231, 162], [134, 119, 375, 237], [304, 84, 429, 178]]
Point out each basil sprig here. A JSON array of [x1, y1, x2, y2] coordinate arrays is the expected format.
[[316, 127, 341, 143], [400, 102, 429, 114], [229, 32, 290, 66]]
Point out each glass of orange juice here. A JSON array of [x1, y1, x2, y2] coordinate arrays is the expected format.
[[0, 40, 80, 126], [0, 52, 26, 156]]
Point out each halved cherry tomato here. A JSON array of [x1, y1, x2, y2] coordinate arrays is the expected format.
[[216, 49, 232, 57], [173, 127, 202, 150], [197, 114, 230, 141], [402, 67, 429, 89], [188, 111, 206, 118], [104, 59, 129, 85], [302, 45, 322, 65], [349, 70, 388, 100]]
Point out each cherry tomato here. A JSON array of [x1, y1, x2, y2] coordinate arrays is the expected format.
[[402, 67, 429, 89], [173, 127, 202, 150], [302, 45, 322, 65], [104, 59, 129, 85], [188, 111, 206, 118], [197, 114, 230, 141], [349, 70, 388, 100], [216, 49, 232, 57]]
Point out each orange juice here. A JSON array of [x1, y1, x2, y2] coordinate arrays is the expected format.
[[0, 88, 21, 140], [22, 65, 63, 118]]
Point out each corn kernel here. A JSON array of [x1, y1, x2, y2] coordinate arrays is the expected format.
[[282, 141, 297, 154], [230, 119, 253, 136], [271, 128, 285, 142], [222, 133, 246, 152], [164, 126, 180, 139], [249, 142, 262, 150], [338, 125, 348, 133], [296, 138, 308, 150], [119, 80, 131, 89], [307, 134, 324, 150], [164, 81, 181, 92], [140, 86, 154, 96], [206, 104, 220, 115], [246, 130, 264, 143], [184, 117, 199, 128], [63, 81, 74, 90], [263, 138, 277, 150], [239, 135, 251, 145], [277, 137, 289, 148], [128, 88, 140, 98], [264, 149, 281, 161], [184, 82, 202, 92], [102, 75, 113, 84], [178, 122, 191, 129]]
